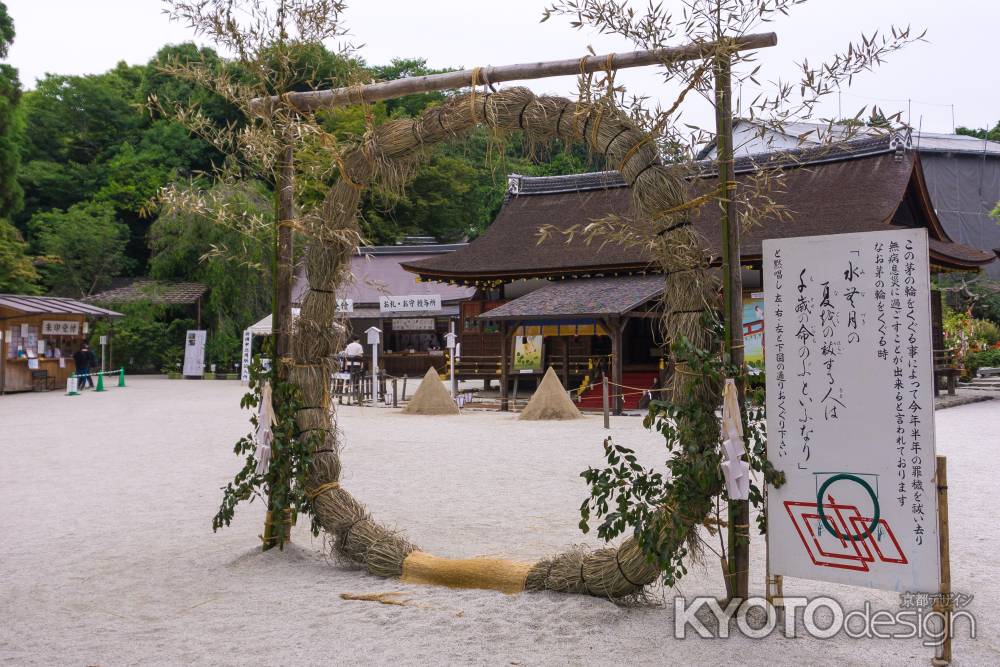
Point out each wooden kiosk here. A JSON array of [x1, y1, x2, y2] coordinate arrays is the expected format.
[[0, 295, 123, 394]]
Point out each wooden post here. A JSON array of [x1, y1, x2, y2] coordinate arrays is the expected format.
[[602, 374, 610, 429], [561, 336, 570, 389], [392, 377, 398, 408], [605, 317, 625, 415], [499, 322, 510, 411], [0, 324, 6, 395], [715, 49, 749, 601], [932, 455, 952, 666], [262, 138, 295, 552]]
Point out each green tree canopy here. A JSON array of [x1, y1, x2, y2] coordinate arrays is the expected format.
[[0, 0, 21, 220], [0, 219, 40, 293], [149, 180, 274, 339], [957, 121, 1000, 143], [31, 201, 131, 297]]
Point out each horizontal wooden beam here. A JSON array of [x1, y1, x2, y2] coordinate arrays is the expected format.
[[251, 32, 776, 114]]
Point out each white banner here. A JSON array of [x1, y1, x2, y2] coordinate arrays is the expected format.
[[391, 318, 435, 331], [183, 330, 207, 377], [764, 229, 939, 593], [337, 298, 354, 313], [241, 329, 252, 382], [379, 294, 441, 313], [42, 320, 80, 336]]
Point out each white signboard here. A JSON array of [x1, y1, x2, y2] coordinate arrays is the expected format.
[[764, 229, 939, 593], [391, 318, 435, 331], [183, 330, 207, 377], [380, 294, 441, 313], [337, 298, 354, 313], [42, 320, 80, 336], [241, 329, 253, 383]]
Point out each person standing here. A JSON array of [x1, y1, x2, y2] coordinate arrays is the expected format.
[[73, 343, 96, 389], [343, 338, 363, 359]]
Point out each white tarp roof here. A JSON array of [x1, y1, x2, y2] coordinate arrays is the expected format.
[[246, 308, 346, 337]]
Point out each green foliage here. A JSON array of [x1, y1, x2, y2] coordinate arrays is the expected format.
[[206, 329, 241, 371], [0, 218, 40, 293], [0, 1, 21, 221], [149, 179, 273, 340], [965, 348, 1000, 377], [212, 355, 319, 545], [88, 300, 193, 373], [160, 345, 184, 375], [579, 317, 783, 586], [370, 58, 448, 118], [20, 68, 143, 172], [0, 2, 14, 60], [0, 62, 21, 218], [935, 274, 1000, 326], [31, 201, 131, 297], [956, 122, 1000, 143], [369, 153, 481, 243], [943, 304, 999, 359], [15, 44, 231, 272]]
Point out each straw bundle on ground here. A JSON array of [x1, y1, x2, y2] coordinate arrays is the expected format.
[[401, 552, 534, 595], [289, 86, 720, 599], [519, 367, 583, 421], [402, 367, 461, 415]]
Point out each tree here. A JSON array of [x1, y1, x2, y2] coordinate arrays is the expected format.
[[15, 48, 225, 272], [957, 121, 1000, 143], [0, 219, 40, 293], [149, 179, 274, 340], [31, 201, 130, 297], [0, 0, 22, 220], [0, 1, 36, 295]]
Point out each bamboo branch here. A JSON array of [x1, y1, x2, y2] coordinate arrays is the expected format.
[[250, 32, 777, 114]]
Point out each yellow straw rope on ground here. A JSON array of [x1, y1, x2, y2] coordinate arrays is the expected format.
[[339, 592, 413, 606], [401, 551, 533, 595]]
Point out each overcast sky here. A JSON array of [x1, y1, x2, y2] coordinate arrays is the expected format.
[[5, 0, 999, 137]]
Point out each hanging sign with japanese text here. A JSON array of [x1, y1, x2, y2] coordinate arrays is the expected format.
[[183, 330, 207, 377], [379, 295, 441, 313], [764, 229, 939, 593], [391, 318, 435, 331], [42, 320, 81, 336]]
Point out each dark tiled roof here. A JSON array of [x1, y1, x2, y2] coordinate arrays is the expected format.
[[510, 171, 626, 195], [85, 280, 208, 306], [402, 185, 649, 281], [405, 140, 994, 281], [479, 275, 664, 320], [357, 243, 468, 255], [0, 294, 123, 318], [505, 136, 900, 196]]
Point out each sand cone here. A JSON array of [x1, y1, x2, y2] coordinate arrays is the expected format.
[[402, 367, 460, 415], [519, 367, 582, 420]]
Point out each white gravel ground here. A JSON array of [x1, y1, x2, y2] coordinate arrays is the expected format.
[[0, 377, 997, 666]]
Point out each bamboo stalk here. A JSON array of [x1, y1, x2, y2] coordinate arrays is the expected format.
[[715, 49, 749, 602], [262, 139, 296, 552], [250, 33, 777, 114]]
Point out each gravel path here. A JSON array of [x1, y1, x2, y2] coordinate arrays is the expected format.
[[0, 377, 996, 665]]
